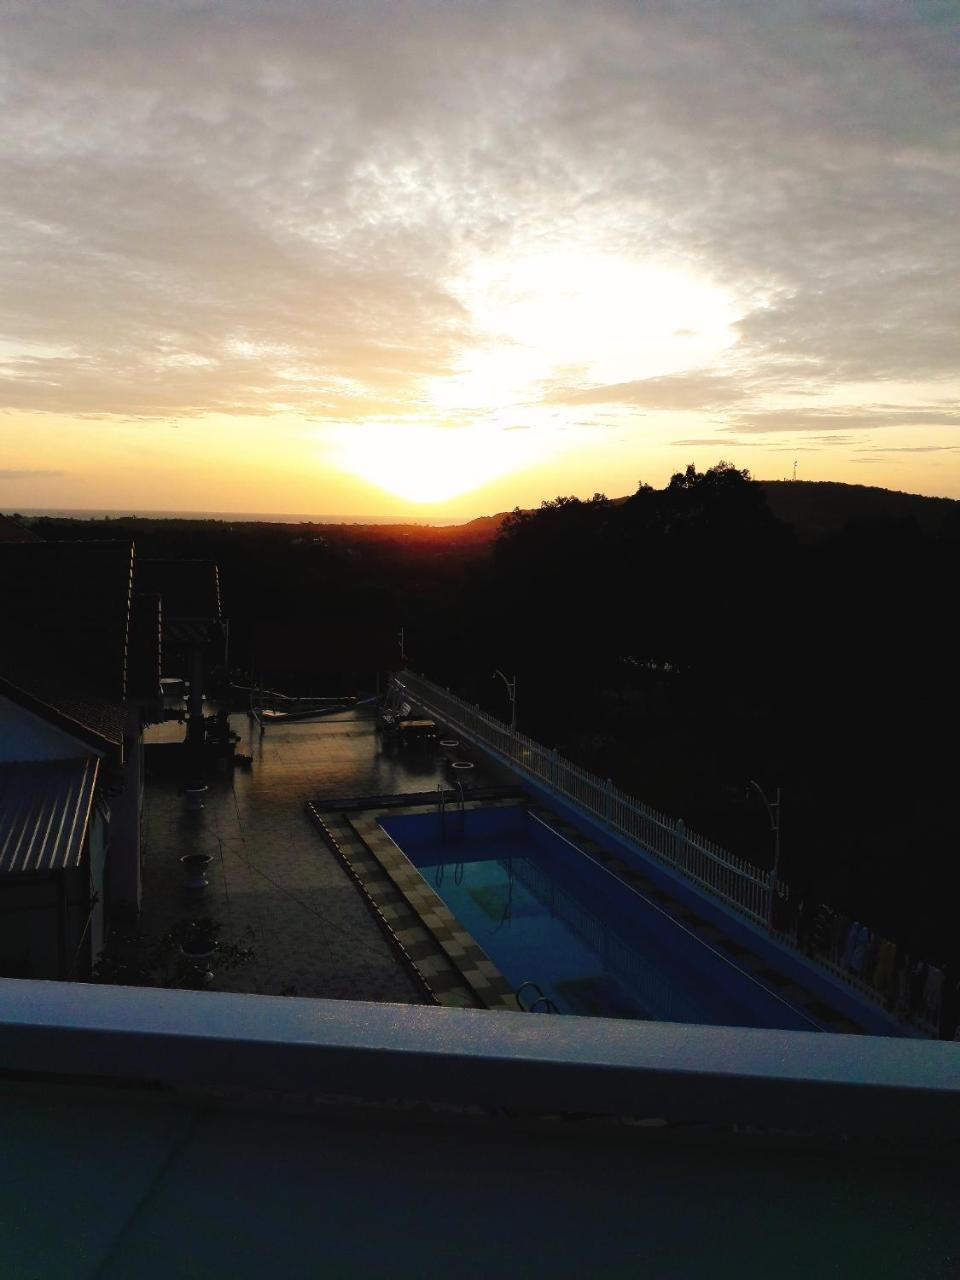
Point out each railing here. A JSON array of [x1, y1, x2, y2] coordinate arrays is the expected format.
[[393, 670, 770, 927], [392, 670, 940, 1038]]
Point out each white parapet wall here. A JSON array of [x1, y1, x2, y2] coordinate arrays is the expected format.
[[1, 979, 957, 1138]]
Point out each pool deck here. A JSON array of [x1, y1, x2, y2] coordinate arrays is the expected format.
[[141, 707, 506, 1001]]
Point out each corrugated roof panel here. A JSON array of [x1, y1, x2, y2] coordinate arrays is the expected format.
[[0, 757, 99, 875]]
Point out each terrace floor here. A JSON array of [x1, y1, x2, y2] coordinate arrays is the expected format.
[[141, 707, 504, 1001]]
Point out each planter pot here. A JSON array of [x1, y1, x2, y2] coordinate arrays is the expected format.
[[179, 940, 218, 983], [184, 784, 208, 812], [180, 853, 213, 890]]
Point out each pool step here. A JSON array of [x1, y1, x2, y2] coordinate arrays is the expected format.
[[516, 980, 559, 1014]]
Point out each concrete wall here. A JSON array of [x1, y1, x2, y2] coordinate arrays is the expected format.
[[0, 879, 59, 977], [87, 804, 109, 968], [1, 982, 957, 1139], [0, 864, 92, 980], [107, 709, 144, 914]]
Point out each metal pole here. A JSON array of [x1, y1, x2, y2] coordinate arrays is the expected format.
[[748, 779, 781, 933], [493, 670, 517, 732]]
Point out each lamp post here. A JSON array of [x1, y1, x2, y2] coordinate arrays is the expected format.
[[493, 669, 517, 732], [748, 779, 781, 933]]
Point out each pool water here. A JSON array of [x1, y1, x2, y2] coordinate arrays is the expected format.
[[379, 806, 820, 1030]]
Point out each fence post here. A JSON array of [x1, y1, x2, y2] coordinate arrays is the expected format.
[[604, 778, 613, 824], [674, 818, 686, 870]]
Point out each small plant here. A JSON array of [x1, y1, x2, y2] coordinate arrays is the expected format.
[[94, 917, 255, 990]]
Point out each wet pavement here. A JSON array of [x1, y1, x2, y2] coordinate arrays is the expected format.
[[140, 707, 500, 1000]]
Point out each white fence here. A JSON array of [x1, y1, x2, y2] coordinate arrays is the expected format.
[[392, 670, 771, 927], [391, 670, 940, 1037]]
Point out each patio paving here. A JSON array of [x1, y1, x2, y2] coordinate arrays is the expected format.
[[140, 707, 500, 1001]]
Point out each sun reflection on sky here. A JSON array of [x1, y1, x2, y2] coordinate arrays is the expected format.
[[330, 248, 740, 502], [329, 420, 555, 504]]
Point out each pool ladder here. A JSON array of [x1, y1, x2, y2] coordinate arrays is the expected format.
[[515, 980, 559, 1014], [437, 781, 465, 835]]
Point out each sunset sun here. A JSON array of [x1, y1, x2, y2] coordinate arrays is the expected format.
[[329, 422, 546, 504]]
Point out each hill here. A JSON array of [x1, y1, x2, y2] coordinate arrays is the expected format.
[[448, 480, 958, 542], [757, 480, 958, 538]]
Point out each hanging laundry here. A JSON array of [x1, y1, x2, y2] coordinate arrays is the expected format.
[[842, 920, 862, 971], [831, 914, 851, 966], [872, 939, 898, 1007], [849, 924, 870, 976], [909, 960, 927, 1013], [923, 966, 944, 1025]]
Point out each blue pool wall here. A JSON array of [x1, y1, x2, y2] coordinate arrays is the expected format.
[[438, 735, 913, 1038], [381, 806, 821, 1031]]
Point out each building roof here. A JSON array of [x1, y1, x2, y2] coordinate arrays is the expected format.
[[0, 541, 134, 747], [0, 756, 99, 875]]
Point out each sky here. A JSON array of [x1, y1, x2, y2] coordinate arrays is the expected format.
[[1, 0, 958, 520]]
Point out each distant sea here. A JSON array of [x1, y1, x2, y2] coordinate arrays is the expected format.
[[3, 507, 461, 526]]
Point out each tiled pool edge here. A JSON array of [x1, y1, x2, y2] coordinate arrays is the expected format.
[[349, 802, 518, 1011], [309, 799, 517, 1011]]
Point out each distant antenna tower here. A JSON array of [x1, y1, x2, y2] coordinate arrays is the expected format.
[[793, 459, 798, 481]]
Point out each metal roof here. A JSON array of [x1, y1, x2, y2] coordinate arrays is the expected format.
[[0, 756, 99, 875]]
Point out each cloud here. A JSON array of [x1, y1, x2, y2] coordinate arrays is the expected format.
[[545, 372, 745, 410], [0, 0, 957, 425], [727, 405, 960, 434], [0, 469, 64, 479], [671, 436, 745, 446], [854, 444, 960, 453]]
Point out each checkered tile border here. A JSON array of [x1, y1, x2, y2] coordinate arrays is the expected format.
[[308, 799, 517, 1010], [346, 801, 519, 1011]]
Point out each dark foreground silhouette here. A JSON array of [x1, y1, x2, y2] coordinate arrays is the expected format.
[[22, 469, 960, 970]]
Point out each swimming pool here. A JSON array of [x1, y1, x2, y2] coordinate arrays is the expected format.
[[379, 805, 821, 1031]]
